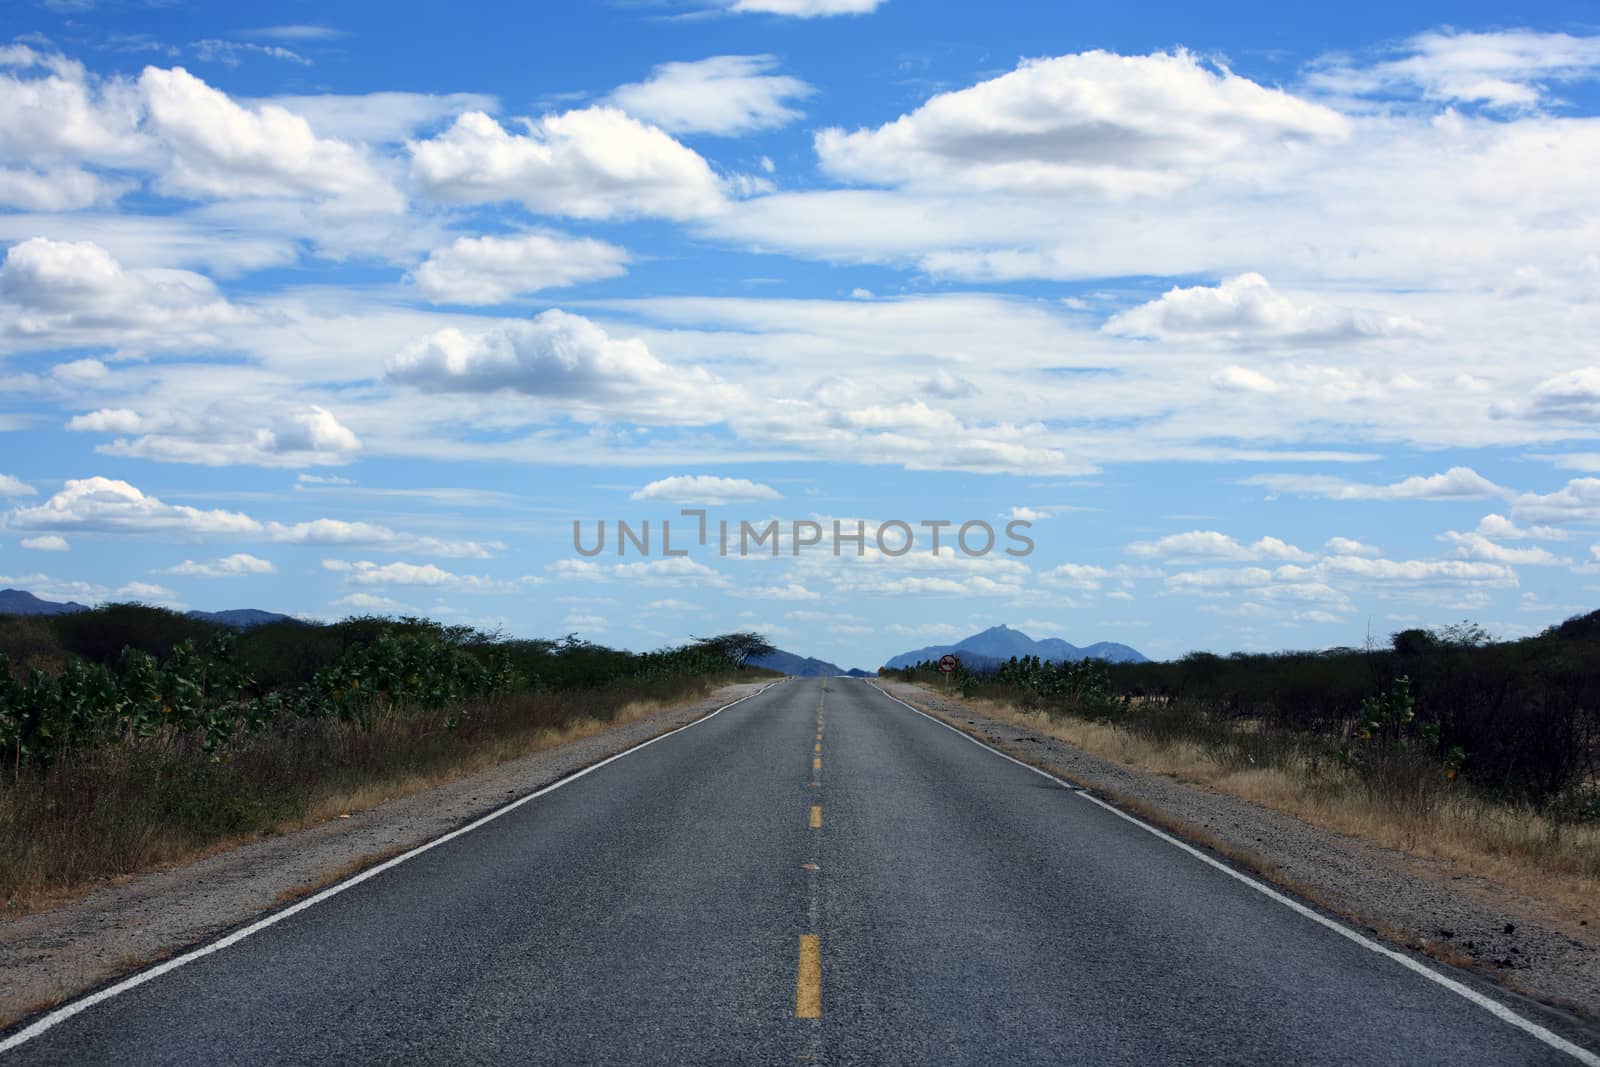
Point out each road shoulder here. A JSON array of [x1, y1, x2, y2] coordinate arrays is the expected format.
[[0, 679, 775, 1029]]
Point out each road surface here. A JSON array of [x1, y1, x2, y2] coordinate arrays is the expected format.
[[3, 677, 1595, 1065]]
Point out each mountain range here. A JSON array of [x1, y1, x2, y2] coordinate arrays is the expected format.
[[881, 624, 1147, 671], [2, 591, 1148, 671], [0, 589, 294, 629]]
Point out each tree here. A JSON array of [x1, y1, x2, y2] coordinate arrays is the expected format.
[[693, 631, 776, 667]]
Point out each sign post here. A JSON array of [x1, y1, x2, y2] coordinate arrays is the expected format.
[[939, 654, 958, 693]]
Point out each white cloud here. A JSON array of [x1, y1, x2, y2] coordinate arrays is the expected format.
[[19, 535, 67, 551], [193, 40, 310, 68], [138, 66, 403, 210], [159, 552, 276, 577], [0, 165, 128, 210], [608, 55, 814, 136], [1104, 273, 1424, 343], [257, 91, 497, 143], [386, 309, 742, 424], [1510, 477, 1600, 525], [737, 583, 821, 601], [410, 231, 629, 304], [1211, 365, 1281, 393], [1437, 531, 1569, 565], [0, 237, 249, 348], [919, 369, 979, 398], [815, 50, 1348, 197], [409, 107, 726, 220], [631, 475, 781, 505], [1525, 367, 1600, 421], [1324, 536, 1380, 557], [548, 556, 730, 588], [725, 0, 885, 13], [1472, 513, 1566, 541], [322, 558, 529, 593], [116, 580, 181, 605], [68, 403, 362, 468], [332, 592, 406, 611], [9, 476, 261, 537], [1127, 530, 1312, 562], [1243, 467, 1507, 501], [0, 48, 148, 167], [0, 474, 36, 497], [8, 477, 499, 558], [1308, 30, 1600, 111], [51, 358, 108, 385], [1042, 563, 1112, 589]]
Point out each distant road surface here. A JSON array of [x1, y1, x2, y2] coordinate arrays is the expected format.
[[4, 678, 1596, 1065]]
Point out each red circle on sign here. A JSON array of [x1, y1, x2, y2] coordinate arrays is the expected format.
[[939, 654, 958, 672]]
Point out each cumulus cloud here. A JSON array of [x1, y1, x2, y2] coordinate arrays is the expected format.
[[332, 592, 405, 611], [68, 403, 362, 468], [1437, 531, 1569, 565], [8, 477, 499, 557], [630, 475, 782, 505], [1104, 273, 1425, 343], [19, 535, 68, 551], [815, 50, 1348, 196], [1510, 477, 1600, 525], [0, 47, 148, 166], [9, 476, 261, 537], [409, 108, 727, 220], [410, 231, 629, 304], [1041, 563, 1112, 589], [0, 474, 36, 497], [608, 55, 814, 136], [0, 237, 249, 348], [138, 66, 403, 210], [1524, 367, 1600, 422], [1324, 536, 1380, 557], [1242, 467, 1507, 501], [1472, 513, 1566, 541], [386, 309, 743, 423], [1127, 530, 1312, 562], [159, 552, 276, 577], [322, 559, 530, 593], [549, 556, 731, 587]]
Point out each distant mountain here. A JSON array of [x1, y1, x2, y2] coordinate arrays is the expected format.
[[882, 624, 1148, 670], [185, 608, 297, 630], [750, 648, 870, 677], [0, 588, 89, 616]]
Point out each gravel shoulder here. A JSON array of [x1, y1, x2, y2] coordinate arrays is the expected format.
[[0, 679, 777, 1029], [878, 679, 1600, 1028]]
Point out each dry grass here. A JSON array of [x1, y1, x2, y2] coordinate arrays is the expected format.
[[273, 845, 412, 907], [928, 688, 1600, 923], [0, 677, 743, 917]]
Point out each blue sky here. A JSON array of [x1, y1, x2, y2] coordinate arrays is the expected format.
[[2, 0, 1599, 668]]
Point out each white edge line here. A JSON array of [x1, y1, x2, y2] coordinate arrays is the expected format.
[[864, 681, 1600, 1067], [0, 679, 787, 1054]]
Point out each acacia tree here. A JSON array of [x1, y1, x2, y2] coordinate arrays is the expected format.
[[693, 632, 776, 668]]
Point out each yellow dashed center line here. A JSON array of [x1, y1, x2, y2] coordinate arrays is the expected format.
[[809, 805, 822, 828], [814, 742, 822, 753], [813, 757, 822, 771], [796, 935, 822, 1018]]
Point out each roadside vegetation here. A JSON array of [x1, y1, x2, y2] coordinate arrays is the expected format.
[[0, 605, 776, 912], [890, 613, 1600, 909]]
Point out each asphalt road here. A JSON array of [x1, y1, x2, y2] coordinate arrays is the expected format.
[[3, 677, 1595, 1065]]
